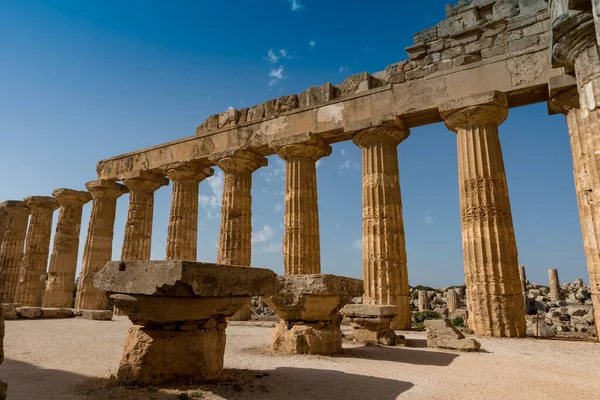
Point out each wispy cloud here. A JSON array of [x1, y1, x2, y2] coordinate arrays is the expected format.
[[316, 159, 322, 169], [259, 159, 285, 182], [340, 149, 346, 156], [338, 65, 349, 73], [255, 242, 283, 254], [252, 225, 275, 245], [309, 40, 316, 50], [199, 172, 224, 214], [268, 65, 286, 88], [286, 0, 304, 11], [264, 49, 279, 63], [352, 239, 362, 251], [424, 211, 435, 225], [337, 159, 360, 175], [274, 203, 283, 213]]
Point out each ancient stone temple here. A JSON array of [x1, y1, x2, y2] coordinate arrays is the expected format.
[[2, 0, 600, 346]]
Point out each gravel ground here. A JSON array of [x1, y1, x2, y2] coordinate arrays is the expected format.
[[2, 316, 600, 400]]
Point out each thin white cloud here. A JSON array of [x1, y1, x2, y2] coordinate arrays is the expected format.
[[274, 203, 283, 213], [335, 224, 341, 230], [252, 225, 275, 244], [264, 49, 280, 63], [425, 212, 435, 225], [337, 159, 360, 175], [309, 40, 316, 50], [286, 0, 304, 11], [338, 65, 349, 73], [316, 159, 322, 169], [206, 95, 211, 101], [199, 171, 224, 209], [269, 66, 285, 80], [256, 242, 283, 254], [340, 149, 346, 156], [259, 159, 285, 182], [352, 239, 362, 251]]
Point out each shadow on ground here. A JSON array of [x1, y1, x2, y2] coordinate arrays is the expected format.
[[2, 359, 413, 400], [339, 344, 460, 366]]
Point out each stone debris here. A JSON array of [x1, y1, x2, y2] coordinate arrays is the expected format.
[[424, 319, 481, 352], [341, 305, 399, 346], [81, 310, 113, 321], [1, 304, 77, 320], [15, 307, 42, 319]]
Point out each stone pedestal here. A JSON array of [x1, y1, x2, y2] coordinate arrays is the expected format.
[[0, 201, 30, 303], [15, 197, 58, 306], [548, 269, 561, 302], [341, 304, 398, 346], [353, 123, 412, 331], [209, 150, 268, 321], [440, 91, 526, 338], [263, 274, 363, 355], [418, 291, 430, 311], [121, 175, 168, 261], [94, 260, 277, 385], [447, 289, 459, 313], [273, 133, 332, 275], [42, 189, 92, 308], [75, 180, 128, 310], [165, 162, 213, 261]]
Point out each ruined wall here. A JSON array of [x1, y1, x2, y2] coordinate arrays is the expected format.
[[97, 0, 560, 180]]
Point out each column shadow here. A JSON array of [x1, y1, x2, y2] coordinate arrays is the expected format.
[[338, 345, 460, 366]]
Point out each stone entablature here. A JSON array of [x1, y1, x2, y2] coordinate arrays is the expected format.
[[96, 1, 560, 182]]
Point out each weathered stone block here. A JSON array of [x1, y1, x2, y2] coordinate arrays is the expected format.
[[442, 46, 465, 60], [263, 99, 276, 118], [437, 9, 479, 38], [298, 83, 338, 107], [508, 34, 540, 52], [454, 54, 482, 67], [1, 304, 20, 320], [82, 310, 113, 321], [413, 26, 438, 44], [481, 45, 509, 58], [117, 326, 225, 385], [493, 0, 520, 20], [196, 114, 219, 135], [425, 319, 481, 351], [525, 315, 556, 337], [218, 108, 240, 129], [16, 307, 42, 319], [384, 62, 407, 84], [272, 321, 342, 355], [406, 43, 427, 60], [465, 37, 493, 53], [247, 104, 265, 122], [341, 305, 399, 346], [337, 73, 381, 96], [275, 94, 299, 114]]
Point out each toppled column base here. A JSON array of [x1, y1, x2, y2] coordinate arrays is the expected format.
[[341, 305, 398, 346], [264, 274, 363, 355], [118, 319, 226, 385], [272, 319, 342, 355], [424, 319, 481, 351]]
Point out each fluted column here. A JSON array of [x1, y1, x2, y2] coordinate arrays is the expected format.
[[14, 197, 58, 306], [353, 124, 411, 331], [164, 162, 213, 261], [209, 150, 268, 321], [42, 189, 92, 308], [121, 175, 168, 261], [75, 180, 128, 310], [447, 289, 459, 313], [276, 134, 331, 275], [0, 209, 7, 249], [418, 291, 430, 312], [440, 91, 525, 338], [0, 201, 30, 303], [548, 269, 561, 302]]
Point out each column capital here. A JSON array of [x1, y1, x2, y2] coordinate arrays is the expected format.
[[352, 122, 409, 148], [272, 133, 332, 161], [550, 5, 596, 68], [52, 188, 93, 207], [24, 196, 59, 211], [85, 179, 129, 199], [123, 174, 169, 193], [163, 161, 213, 182], [439, 91, 508, 132], [210, 149, 268, 173], [0, 200, 29, 215]]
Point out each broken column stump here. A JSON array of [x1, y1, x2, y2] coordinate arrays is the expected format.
[[263, 274, 363, 355], [94, 260, 277, 385], [424, 319, 481, 351], [341, 304, 399, 345]]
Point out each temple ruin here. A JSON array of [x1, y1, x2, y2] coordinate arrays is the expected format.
[[1, 0, 600, 388]]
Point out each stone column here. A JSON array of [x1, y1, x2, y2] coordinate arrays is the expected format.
[[447, 289, 459, 313], [14, 197, 58, 306], [548, 269, 561, 302], [209, 150, 267, 321], [121, 175, 168, 261], [418, 291, 430, 312], [440, 91, 526, 338], [275, 134, 332, 275], [518, 264, 528, 313], [164, 162, 213, 261], [42, 189, 92, 308], [0, 201, 30, 303], [353, 123, 412, 331], [75, 180, 128, 310], [552, 4, 600, 339], [0, 208, 7, 249]]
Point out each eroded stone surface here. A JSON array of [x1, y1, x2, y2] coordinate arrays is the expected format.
[[272, 320, 342, 355], [81, 310, 113, 321], [0, 201, 30, 303], [16, 307, 42, 319], [425, 319, 481, 351], [341, 304, 398, 346]]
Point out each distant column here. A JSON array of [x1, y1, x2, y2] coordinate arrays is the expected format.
[[121, 175, 168, 261], [518, 264, 528, 313], [0, 201, 30, 303], [0, 208, 7, 249], [165, 162, 213, 261], [210, 150, 267, 321], [418, 291, 430, 312], [42, 189, 92, 308], [276, 134, 332, 276], [440, 91, 525, 338], [353, 123, 412, 331], [447, 289, 459, 313], [548, 269, 561, 302], [75, 180, 128, 310], [14, 197, 58, 306]]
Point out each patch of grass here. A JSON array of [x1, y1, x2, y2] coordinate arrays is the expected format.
[[413, 310, 442, 323], [451, 317, 465, 327]]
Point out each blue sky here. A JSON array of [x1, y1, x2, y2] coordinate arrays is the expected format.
[[0, 0, 588, 287]]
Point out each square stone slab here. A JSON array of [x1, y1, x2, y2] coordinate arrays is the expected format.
[[341, 304, 398, 318], [94, 261, 278, 297]]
